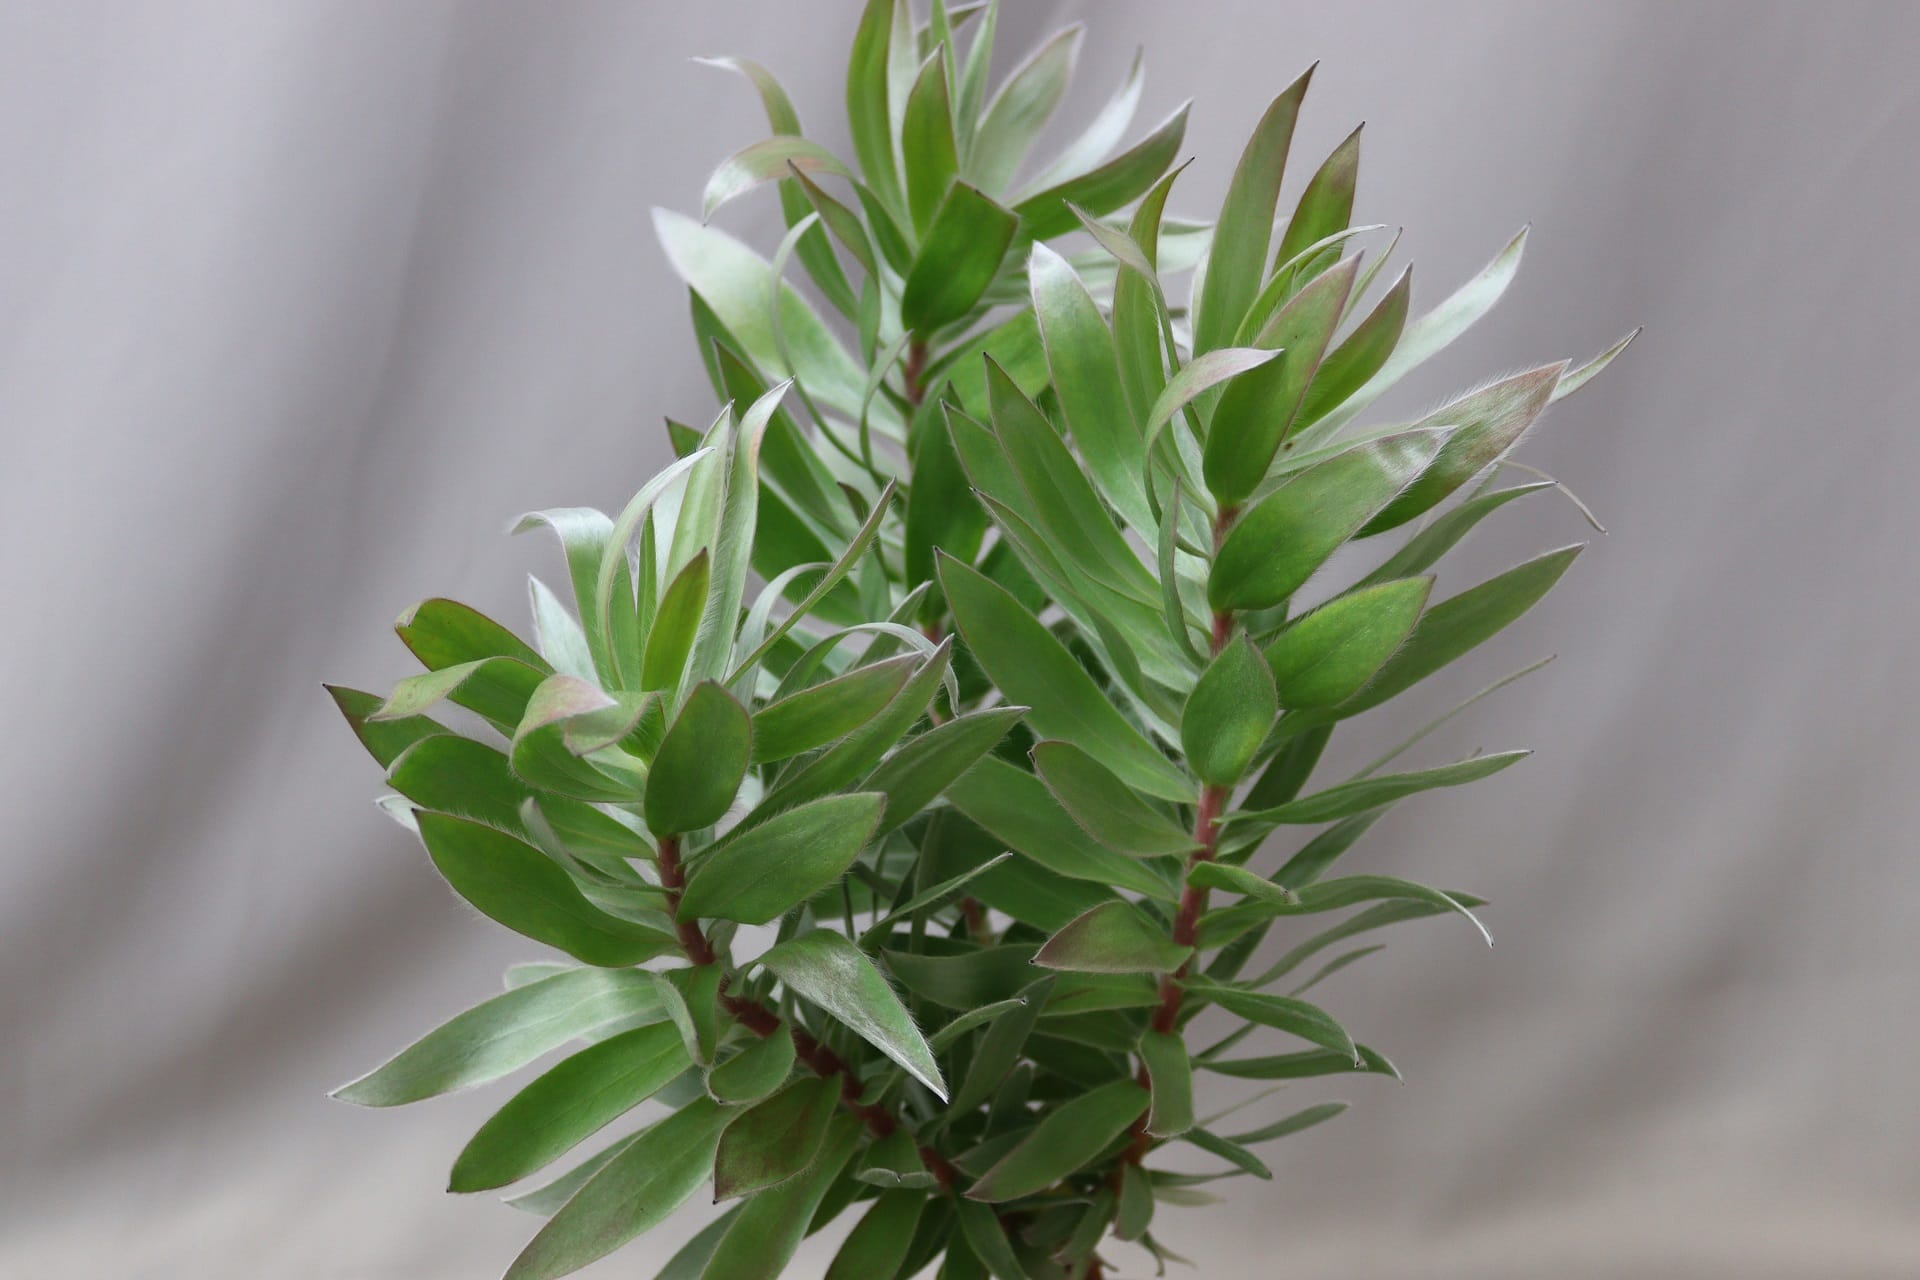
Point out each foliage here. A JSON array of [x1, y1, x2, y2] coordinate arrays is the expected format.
[[329, 2, 1632, 1275]]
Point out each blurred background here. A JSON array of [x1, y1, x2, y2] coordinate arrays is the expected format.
[[3, 1, 1917, 1275]]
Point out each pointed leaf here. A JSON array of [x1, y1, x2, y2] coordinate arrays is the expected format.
[[971, 25, 1081, 193], [1183, 634, 1277, 786], [758, 929, 946, 1099], [418, 814, 676, 967], [947, 757, 1179, 901], [1182, 979, 1354, 1058], [331, 968, 660, 1107], [1032, 740, 1195, 856], [902, 55, 960, 234], [1264, 577, 1431, 709], [702, 136, 851, 220], [641, 550, 710, 692], [712, 1076, 838, 1200], [1139, 1029, 1194, 1137], [1194, 864, 1492, 947], [1034, 901, 1191, 975], [902, 183, 1019, 332], [965, 1078, 1148, 1202], [940, 554, 1187, 801], [826, 1190, 926, 1280], [707, 1025, 797, 1104], [504, 1099, 732, 1280], [450, 1022, 691, 1193], [1274, 124, 1362, 270], [679, 792, 884, 925], [1296, 265, 1410, 429], [1193, 68, 1312, 355], [699, 1116, 861, 1279], [328, 684, 444, 769], [645, 682, 751, 836], [1208, 430, 1444, 612], [863, 705, 1027, 833], [750, 654, 916, 764]]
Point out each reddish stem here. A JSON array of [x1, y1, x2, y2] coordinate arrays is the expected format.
[[902, 338, 929, 408], [657, 834, 958, 1190]]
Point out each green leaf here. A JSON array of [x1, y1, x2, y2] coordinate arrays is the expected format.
[[1251, 895, 1484, 988], [750, 654, 917, 764], [1208, 430, 1445, 612], [1113, 165, 1183, 422], [379, 652, 546, 736], [331, 968, 659, 1107], [902, 183, 1019, 333], [884, 944, 1037, 1011], [1274, 124, 1361, 271], [1331, 546, 1581, 717], [386, 735, 639, 860], [1296, 265, 1410, 429], [754, 640, 950, 813], [1358, 481, 1550, 589], [706, 1025, 797, 1104], [1227, 1100, 1348, 1146], [1362, 363, 1569, 535], [965, 1078, 1148, 1202], [1182, 634, 1277, 786], [1179, 1128, 1272, 1180], [449, 1023, 690, 1193], [418, 814, 676, 967], [1034, 901, 1191, 975], [946, 758, 1179, 902], [510, 508, 618, 683], [1028, 44, 1146, 191], [956, 1199, 1028, 1280], [396, 595, 548, 674], [653, 209, 866, 418], [1202, 256, 1359, 504], [1032, 740, 1195, 856], [641, 550, 710, 692], [1013, 103, 1189, 243], [1194, 865, 1492, 947], [970, 24, 1080, 194], [653, 964, 725, 1066], [863, 705, 1027, 833], [1181, 978, 1354, 1058], [678, 793, 885, 925], [1116, 1161, 1156, 1237], [1029, 242, 1150, 530], [902, 55, 960, 235], [327, 685, 444, 769], [504, 1099, 733, 1280], [948, 981, 1049, 1114], [1139, 1029, 1194, 1137], [846, 0, 903, 203], [699, 1116, 861, 1280], [644, 682, 751, 836], [712, 1076, 839, 1201], [1305, 227, 1529, 441], [702, 136, 851, 220], [826, 1190, 926, 1280], [1234, 750, 1527, 827], [1553, 327, 1640, 403], [940, 553, 1187, 801], [651, 1208, 741, 1280], [510, 676, 647, 803], [1192, 67, 1312, 355], [760, 929, 946, 1099], [1264, 577, 1431, 709], [1271, 809, 1387, 888], [1142, 345, 1282, 446], [1201, 1044, 1399, 1082]]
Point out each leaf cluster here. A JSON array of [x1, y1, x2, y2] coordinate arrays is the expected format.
[[330, 3, 1631, 1276]]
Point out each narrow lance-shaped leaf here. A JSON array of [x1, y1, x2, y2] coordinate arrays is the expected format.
[[757, 928, 947, 1100], [706, 1024, 797, 1105], [678, 792, 884, 925], [1264, 577, 1432, 709], [1229, 750, 1529, 828], [901, 183, 1019, 333], [449, 1022, 692, 1193], [644, 681, 750, 836], [1033, 740, 1196, 856], [1193, 863, 1492, 947], [862, 704, 1027, 833], [504, 1099, 733, 1280], [1192, 67, 1312, 355], [940, 553, 1189, 801], [901, 54, 960, 235], [702, 136, 851, 220], [1273, 123, 1361, 271], [698, 1116, 861, 1280], [418, 814, 676, 967], [1034, 901, 1192, 975], [1182, 634, 1277, 787], [712, 1076, 839, 1201], [1203, 256, 1359, 504], [1209, 430, 1445, 612], [969, 24, 1082, 194], [640, 550, 710, 692], [1140, 1029, 1194, 1137], [965, 1078, 1148, 1202], [330, 968, 660, 1107]]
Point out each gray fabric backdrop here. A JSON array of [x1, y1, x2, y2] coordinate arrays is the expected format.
[[3, 1, 1916, 1276]]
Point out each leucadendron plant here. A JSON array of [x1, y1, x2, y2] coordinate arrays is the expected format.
[[330, 2, 1633, 1276]]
